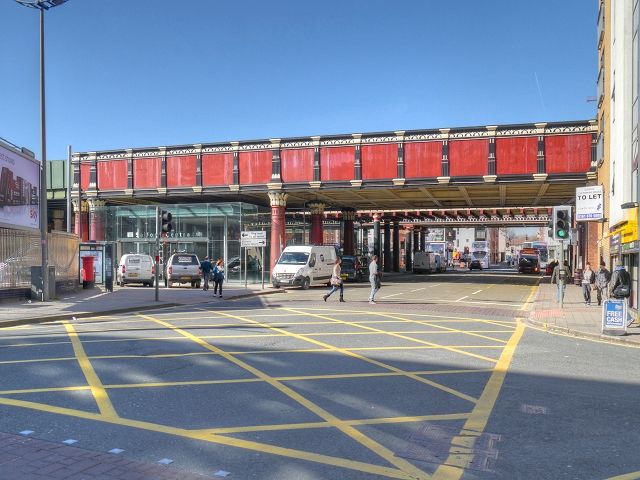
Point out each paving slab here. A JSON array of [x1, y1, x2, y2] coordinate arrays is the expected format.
[[0, 284, 284, 328], [527, 280, 640, 345]]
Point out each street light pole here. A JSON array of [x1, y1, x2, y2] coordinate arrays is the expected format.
[[15, 0, 69, 301], [38, 7, 49, 301]]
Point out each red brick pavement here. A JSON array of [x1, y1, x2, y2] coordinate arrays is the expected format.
[[0, 432, 216, 480]]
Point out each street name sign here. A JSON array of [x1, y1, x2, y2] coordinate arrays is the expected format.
[[575, 185, 604, 221], [241, 230, 267, 247]]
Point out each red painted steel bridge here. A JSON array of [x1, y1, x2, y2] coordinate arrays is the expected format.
[[72, 119, 597, 271]]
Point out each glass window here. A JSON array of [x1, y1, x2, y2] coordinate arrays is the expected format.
[[278, 252, 309, 265]]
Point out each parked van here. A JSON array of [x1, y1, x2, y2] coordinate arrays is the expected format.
[[272, 245, 337, 289], [117, 254, 155, 287], [413, 252, 436, 273]]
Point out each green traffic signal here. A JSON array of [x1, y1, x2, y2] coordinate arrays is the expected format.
[[554, 207, 571, 240]]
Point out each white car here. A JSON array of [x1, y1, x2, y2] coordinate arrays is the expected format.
[[272, 245, 337, 289], [165, 253, 201, 288], [117, 254, 155, 287]]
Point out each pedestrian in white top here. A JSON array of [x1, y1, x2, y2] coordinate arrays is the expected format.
[[581, 262, 595, 306], [368, 255, 380, 304]]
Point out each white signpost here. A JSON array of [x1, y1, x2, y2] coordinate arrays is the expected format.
[[575, 186, 604, 221], [240, 231, 267, 289]]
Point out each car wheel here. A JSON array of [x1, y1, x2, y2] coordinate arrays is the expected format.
[[302, 277, 310, 290], [167, 281, 173, 288], [273, 283, 280, 289], [356, 273, 363, 283], [196, 281, 201, 289]]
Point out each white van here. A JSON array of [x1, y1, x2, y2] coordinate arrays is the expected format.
[[272, 245, 337, 289], [117, 254, 155, 287], [413, 252, 436, 274]]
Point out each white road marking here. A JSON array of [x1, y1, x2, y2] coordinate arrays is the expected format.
[[381, 292, 405, 299], [410, 288, 426, 292], [84, 292, 108, 300], [455, 296, 468, 302], [472, 290, 483, 295]]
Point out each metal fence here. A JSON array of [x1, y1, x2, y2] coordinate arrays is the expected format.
[[0, 228, 79, 293]]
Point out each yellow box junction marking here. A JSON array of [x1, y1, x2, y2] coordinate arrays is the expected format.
[[213, 309, 478, 404], [137, 313, 431, 480], [63, 321, 118, 418]]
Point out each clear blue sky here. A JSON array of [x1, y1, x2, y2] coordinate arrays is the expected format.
[[1, 0, 596, 160]]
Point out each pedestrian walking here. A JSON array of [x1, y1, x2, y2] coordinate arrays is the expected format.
[[213, 259, 225, 298], [368, 255, 380, 304], [609, 262, 631, 299], [200, 256, 212, 291], [581, 262, 595, 306], [550, 260, 570, 303], [323, 257, 345, 302], [595, 261, 611, 306]]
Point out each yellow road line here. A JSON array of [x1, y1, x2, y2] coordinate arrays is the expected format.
[[63, 321, 118, 418], [430, 321, 526, 480], [0, 396, 409, 480], [370, 312, 508, 344], [0, 368, 493, 396], [138, 313, 430, 480], [198, 412, 472, 435], [216, 309, 478, 404], [284, 308, 498, 365], [606, 472, 640, 480]]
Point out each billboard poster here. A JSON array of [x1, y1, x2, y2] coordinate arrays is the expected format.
[[0, 142, 40, 230], [576, 185, 604, 221], [426, 228, 444, 242]]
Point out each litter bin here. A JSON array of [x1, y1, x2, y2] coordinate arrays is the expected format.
[[81, 256, 95, 289]]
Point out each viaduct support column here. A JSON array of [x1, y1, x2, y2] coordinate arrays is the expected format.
[[383, 220, 392, 272], [413, 227, 420, 253], [420, 228, 426, 251], [308, 202, 325, 245], [88, 199, 107, 242], [392, 221, 400, 272], [342, 208, 356, 256], [72, 199, 89, 242], [372, 213, 381, 257], [268, 192, 288, 275], [405, 226, 413, 271]]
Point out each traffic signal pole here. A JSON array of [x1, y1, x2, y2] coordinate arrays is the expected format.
[[559, 241, 565, 309], [155, 206, 160, 302]]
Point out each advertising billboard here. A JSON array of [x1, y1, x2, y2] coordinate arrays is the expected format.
[[575, 185, 604, 221], [0, 141, 40, 230]]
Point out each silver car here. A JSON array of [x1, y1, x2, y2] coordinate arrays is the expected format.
[[165, 253, 201, 288]]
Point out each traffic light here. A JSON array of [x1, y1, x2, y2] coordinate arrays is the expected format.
[[160, 209, 172, 234], [553, 206, 571, 241]]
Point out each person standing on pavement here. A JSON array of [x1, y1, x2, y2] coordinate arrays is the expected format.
[[368, 255, 380, 304], [213, 259, 225, 298], [550, 260, 570, 303], [323, 257, 345, 302], [200, 256, 212, 291], [581, 262, 595, 306], [595, 261, 611, 306]]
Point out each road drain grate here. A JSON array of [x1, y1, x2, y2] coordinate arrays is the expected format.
[[396, 423, 501, 472]]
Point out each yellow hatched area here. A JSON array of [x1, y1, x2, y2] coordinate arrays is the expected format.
[[0, 292, 532, 480]]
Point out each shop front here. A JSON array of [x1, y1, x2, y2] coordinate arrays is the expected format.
[[609, 210, 638, 310]]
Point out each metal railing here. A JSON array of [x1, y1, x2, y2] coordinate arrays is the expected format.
[[0, 228, 79, 292]]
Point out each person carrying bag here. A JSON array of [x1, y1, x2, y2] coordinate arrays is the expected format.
[[323, 258, 345, 303]]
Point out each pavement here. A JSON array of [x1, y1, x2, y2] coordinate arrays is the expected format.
[[0, 283, 284, 328], [527, 278, 640, 345]]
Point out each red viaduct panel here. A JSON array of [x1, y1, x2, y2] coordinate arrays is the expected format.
[[320, 146, 354, 181], [404, 141, 441, 178], [202, 153, 233, 186], [239, 151, 272, 184], [97, 159, 128, 190], [133, 157, 161, 189], [362, 144, 397, 180], [449, 139, 488, 177], [545, 134, 592, 173], [80, 163, 90, 190], [281, 148, 313, 183], [496, 137, 538, 175], [167, 155, 196, 188]]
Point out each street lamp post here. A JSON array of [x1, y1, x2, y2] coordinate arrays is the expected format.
[[15, 0, 69, 301]]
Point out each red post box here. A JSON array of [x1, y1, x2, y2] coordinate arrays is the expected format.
[[81, 256, 95, 288]]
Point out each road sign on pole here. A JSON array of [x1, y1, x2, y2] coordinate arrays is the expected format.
[[241, 231, 267, 247]]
